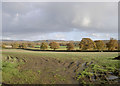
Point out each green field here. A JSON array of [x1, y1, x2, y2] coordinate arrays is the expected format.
[[34, 45, 79, 50], [2, 49, 120, 84]]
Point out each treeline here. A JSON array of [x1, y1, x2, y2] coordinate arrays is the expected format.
[[1, 38, 119, 51]]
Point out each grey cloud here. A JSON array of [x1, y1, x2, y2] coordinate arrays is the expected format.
[[0, 2, 2, 39], [2, 2, 118, 40]]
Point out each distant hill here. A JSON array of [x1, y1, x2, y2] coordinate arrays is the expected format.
[[2, 39, 75, 42], [2, 39, 30, 42], [34, 40, 66, 43], [2, 39, 111, 44]]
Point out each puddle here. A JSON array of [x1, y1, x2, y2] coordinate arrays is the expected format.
[[107, 75, 118, 80]]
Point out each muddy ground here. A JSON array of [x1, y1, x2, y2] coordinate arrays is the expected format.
[[2, 49, 120, 84], [17, 56, 84, 84]]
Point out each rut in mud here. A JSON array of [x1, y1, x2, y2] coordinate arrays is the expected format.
[[3, 55, 85, 84], [20, 56, 85, 84], [3, 55, 120, 84]]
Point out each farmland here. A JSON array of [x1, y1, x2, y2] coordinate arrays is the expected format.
[[1, 49, 120, 84], [34, 45, 79, 50], [2, 1, 119, 85]]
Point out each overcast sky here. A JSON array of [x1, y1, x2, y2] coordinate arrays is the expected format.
[[2, 2, 118, 41]]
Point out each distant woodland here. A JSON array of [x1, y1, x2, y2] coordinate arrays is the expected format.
[[1, 38, 119, 51]]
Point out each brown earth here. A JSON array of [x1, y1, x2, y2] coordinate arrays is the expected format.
[[20, 56, 84, 84], [3, 54, 85, 84]]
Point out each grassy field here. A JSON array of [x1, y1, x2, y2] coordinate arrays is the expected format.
[[1, 49, 120, 84], [34, 45, 80, 50]]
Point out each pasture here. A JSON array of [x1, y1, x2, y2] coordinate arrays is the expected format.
[[34, 45, 79, 50], [1, 49, 120, 84]]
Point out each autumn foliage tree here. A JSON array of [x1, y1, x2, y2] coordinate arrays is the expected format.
[[36, 43, 41, 45], [40, 42, 48, 50], [59, 42, 67, 46], [28, 43, 35, 48], [2, 44, 6, 48], [94, 40, 105, 51], [49, 42, 60, 50], [66, 43, 74, 50], [79, 38, 96, 50], [19, 43, 27, 49], [106, 38, 118, 51], [11, 42, 19, 49]]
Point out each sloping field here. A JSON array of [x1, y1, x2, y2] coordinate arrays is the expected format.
[[2, 49, 120, 84]]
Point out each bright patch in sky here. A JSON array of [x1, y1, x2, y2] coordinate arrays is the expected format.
[[82, 17, 91, 27], [16, 13, 19, 17]]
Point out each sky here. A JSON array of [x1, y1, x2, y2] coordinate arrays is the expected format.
[[2, 2, 118, 41]]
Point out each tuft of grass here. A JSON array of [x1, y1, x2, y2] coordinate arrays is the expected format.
[[38, 70, 41, 74], [2, 62, 19, 83], [76, 63, 119, 84], [2, 56, 37, 84]]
